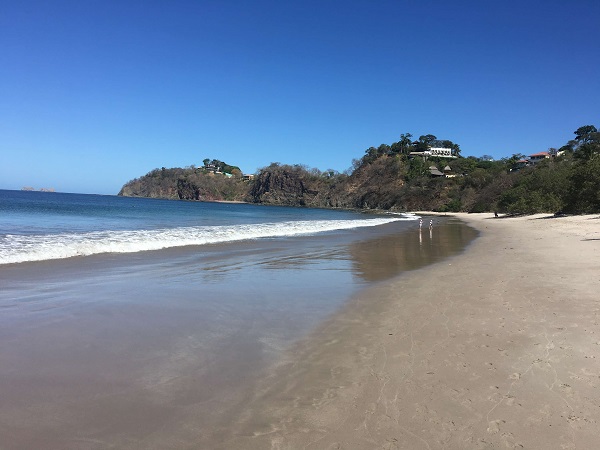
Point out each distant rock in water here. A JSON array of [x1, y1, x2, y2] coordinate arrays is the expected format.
[[21, 187, 55, 192]]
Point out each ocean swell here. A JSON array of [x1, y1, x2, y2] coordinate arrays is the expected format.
[[0, 216, 412, 264]]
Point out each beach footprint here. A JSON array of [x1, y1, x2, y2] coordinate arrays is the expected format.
[[487, 419, 505, 434]]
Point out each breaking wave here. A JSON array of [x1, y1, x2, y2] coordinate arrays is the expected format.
[[0, 216, 415, 264]]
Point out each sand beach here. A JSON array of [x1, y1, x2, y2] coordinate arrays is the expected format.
[[1, 208, 599, 449], [224, 213, 600, 449]]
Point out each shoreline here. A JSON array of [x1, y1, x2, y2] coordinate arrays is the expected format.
[[222, 213, 600, 449], [2, 215, 472, 449]]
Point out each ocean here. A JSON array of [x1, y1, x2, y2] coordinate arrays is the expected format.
[[0, 189, 477, 448]]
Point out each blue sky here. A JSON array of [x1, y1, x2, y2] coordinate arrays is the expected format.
[[1, 0, 599, 194]]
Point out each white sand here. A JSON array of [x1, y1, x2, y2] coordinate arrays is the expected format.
[[224, 213, 600, 449]]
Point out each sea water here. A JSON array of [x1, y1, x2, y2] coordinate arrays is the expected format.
[[0, 190, 405, 264], [0, 189, 477, 448]]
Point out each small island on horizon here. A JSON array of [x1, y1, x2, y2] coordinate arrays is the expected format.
[[21, 186, 56, 192]]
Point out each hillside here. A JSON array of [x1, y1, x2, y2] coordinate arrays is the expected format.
[[118, 161, 248, 202], [119, 125, 600, 214]]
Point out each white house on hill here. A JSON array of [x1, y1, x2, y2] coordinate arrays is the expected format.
[[428, 147, 455, 158], [529, 151, 550, 164], [409, 147, 456, 159]]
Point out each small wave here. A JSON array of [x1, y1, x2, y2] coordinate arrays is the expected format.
[[0, 217, 407, 264], [386, 212, 421, 219]]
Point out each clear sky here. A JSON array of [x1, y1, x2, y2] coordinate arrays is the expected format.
[[1, 0, 599, 194]]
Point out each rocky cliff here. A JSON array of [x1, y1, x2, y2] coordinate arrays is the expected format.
[[118, 167, 248, 202]]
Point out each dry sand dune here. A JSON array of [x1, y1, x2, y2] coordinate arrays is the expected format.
[[223, 213, 600, 449]]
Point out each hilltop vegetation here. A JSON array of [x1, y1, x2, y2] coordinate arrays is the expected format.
[[119, 125, 600, 214], [118, 160, 247, 201]]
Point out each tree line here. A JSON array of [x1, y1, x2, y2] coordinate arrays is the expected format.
[[119, 125, 599, 214]]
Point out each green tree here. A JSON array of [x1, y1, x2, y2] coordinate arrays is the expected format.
[[574, 125, 598, 144], [393, 133, 413, 155], [377, 144, 391, 156], [406, 157, 428, 180], [420, 134, 437, 144], [497, 160, 570, 213], [362, 147, 379, 165], [571, 125, 599, 160], [564, 154, 600, 212], [449, 156, 478, 175]]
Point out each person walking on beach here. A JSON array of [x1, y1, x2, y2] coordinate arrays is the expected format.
[[429, 219, 433, 230], [419, 218, 423, 229]]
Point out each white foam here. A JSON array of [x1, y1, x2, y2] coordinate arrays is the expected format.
[[386, 211, 421, 219], [0, 216, 414, 264]]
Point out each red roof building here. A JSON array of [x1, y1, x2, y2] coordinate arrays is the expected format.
[[529, 151, 550, 164]]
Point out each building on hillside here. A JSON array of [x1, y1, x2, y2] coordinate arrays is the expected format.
[[409, 147, 457, 159], [510, 150, 560, 171], [529, 151, 550, 164], [443, 165, 458, 178], [429, 147, 455, 158], [429, 165, 445, 177], [511, 159, 530, 171], [549, 148, 566, 158]]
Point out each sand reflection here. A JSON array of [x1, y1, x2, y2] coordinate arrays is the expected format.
[[349, 219, 478, 282]]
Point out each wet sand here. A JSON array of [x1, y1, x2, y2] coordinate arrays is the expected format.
[[224, 214, 600, 449], [0, 218, 476, 449]]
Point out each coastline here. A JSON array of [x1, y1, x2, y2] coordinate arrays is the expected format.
[[223, 213, 600, 449], [2, 209, 468, 449]]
